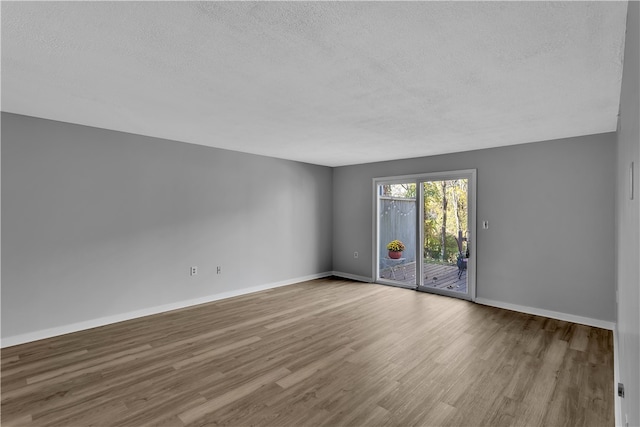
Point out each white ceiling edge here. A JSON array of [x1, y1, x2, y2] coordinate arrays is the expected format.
[[1, 1, 629, 167]]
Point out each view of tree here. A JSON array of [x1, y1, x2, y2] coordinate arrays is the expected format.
[[382, 183, 416, 198], [423, 179, 468, 263], [440, 181, 448, 261]]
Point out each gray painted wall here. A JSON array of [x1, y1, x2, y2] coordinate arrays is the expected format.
[[616, 1, 640, 425], [1, 113, 333, 340], [333, 133, 616, 323]]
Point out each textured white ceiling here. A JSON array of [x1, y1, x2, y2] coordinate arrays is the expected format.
[[1, 1, 629, 167]]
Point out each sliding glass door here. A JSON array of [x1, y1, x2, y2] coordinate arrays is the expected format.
[[374, 170, 476, 301]]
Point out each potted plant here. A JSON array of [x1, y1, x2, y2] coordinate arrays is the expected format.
[[386, 240, 406, 259]]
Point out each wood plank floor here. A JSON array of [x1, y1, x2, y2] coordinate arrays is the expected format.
[[1, 278, 614, 426]]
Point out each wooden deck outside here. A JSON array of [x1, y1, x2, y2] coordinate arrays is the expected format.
[[380, 261, 467, 293]]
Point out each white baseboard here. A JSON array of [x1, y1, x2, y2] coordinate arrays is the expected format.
[[475, 297, 616, 330], [331, 271, 373, 283], [0, 272, 333, 348]]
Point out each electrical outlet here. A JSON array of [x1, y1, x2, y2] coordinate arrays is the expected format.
[[354, 251, 359, 259], [217, 266, 221, 274], [618, 382, 625, 398], [190, 266, 198, 276]]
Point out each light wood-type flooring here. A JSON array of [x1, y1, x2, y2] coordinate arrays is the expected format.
[[1, 278, 614, 426]]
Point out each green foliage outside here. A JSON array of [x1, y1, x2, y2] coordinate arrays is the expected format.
[[423, 180, 468, 265], [381, 180, 469, 265]]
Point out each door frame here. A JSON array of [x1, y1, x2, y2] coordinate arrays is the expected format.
[[372, 169, 477, 301]]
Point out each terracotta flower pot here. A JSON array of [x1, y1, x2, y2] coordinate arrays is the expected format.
[[388, 250, 403, 259]]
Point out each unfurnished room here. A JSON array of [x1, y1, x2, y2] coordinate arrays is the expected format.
[[1, 2, 639, 426]]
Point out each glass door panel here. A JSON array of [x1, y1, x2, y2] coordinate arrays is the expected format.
[[418, 178, 469, 297], [376, 183, 417, 288]]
